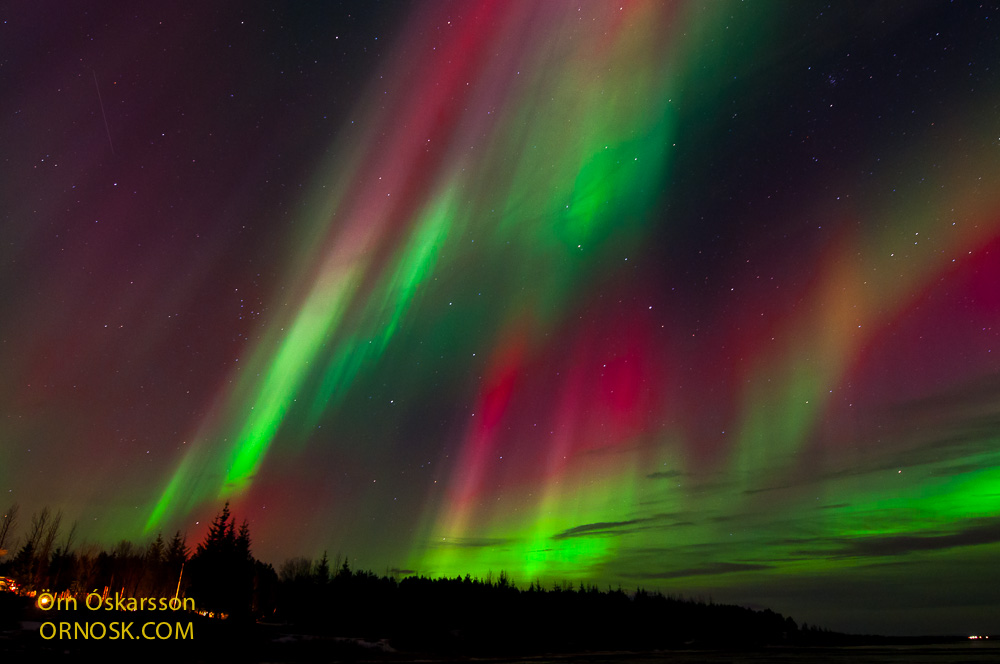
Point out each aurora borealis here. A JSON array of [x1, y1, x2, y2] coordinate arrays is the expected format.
[[3, 0, 1000, 635]]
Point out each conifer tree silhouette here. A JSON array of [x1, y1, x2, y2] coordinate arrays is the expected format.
[[187, 502, 255, 618]]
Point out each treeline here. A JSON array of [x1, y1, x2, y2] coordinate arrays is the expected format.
[[276, 566, 802, 652], [0, 505, 190, 601], [0, 502, 275, 620], [1, 503, 817, 653]]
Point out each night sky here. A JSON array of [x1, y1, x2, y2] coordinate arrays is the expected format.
[[3, 0, 1000, 636]]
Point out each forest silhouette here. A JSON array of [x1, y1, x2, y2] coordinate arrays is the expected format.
[[0, 502, 854, 657]]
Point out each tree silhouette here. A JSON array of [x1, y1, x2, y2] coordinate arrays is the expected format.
[[315, 551, 330, 584], [186, 502, 256, 618], [0, 503, 18, 558]]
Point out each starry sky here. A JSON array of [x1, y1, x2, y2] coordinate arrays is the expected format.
[[3, 0, 1000, 636]]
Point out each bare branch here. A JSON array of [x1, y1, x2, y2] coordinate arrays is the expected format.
[[0, 502, 18, 555]]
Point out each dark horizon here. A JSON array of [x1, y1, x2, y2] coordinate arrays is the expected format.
[[2, 500, 995, 640], [5, 506, 993, 653], [2, 0, 1000, 638]]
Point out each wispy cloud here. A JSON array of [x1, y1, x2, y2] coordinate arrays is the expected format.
[[622, 561, 773, 580], [646, 469, 684, 479], [552, 518, 654, 540], [552, 511, 701, 540], [432, 536, 517, 549], [829, 518, 1000, 558]]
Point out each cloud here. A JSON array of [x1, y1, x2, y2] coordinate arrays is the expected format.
[[552, 511, 701, 540], [886, 372, 1000, 422], [389, 567, 416, 575], [832, 519, 1000, 558], [552, 518, 653, 540], [646, 469, 684, 479], [432, 536, 517, 549], [773, 518, 1000, 560], [732, 374, 1000, 500], [710, 514, 739, 522], [742, 424, 1000, 497], [623, 561, 773, 580]]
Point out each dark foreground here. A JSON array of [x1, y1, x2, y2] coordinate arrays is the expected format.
[[2, 619, 997, 663], [2, 589, 996, 662]]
